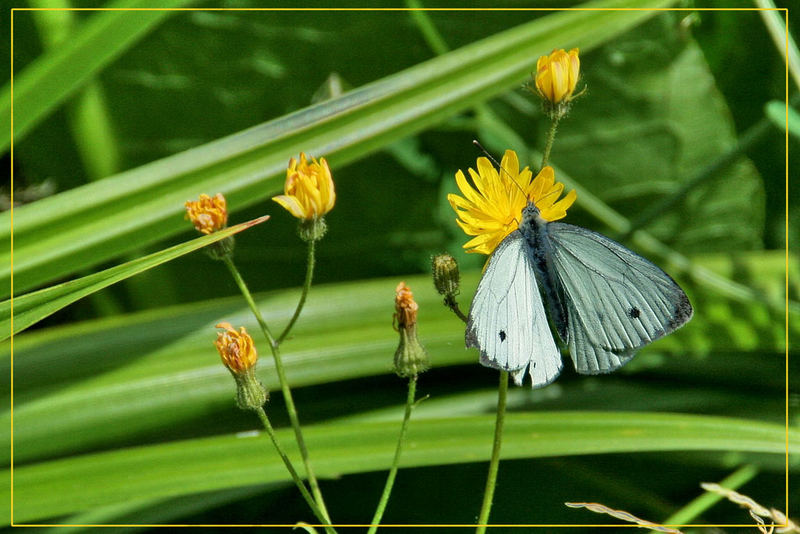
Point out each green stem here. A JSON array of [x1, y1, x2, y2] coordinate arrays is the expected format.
[[278, 238, 315, 344], [445, 296, 469, 324], [367, 375, 418, 534], [540, 116, 560, 170], [222, 255, 332, 524], [475, 371, 509, 533], [254, 407, 336, 534]]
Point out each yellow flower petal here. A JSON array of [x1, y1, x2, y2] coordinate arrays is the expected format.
[[450, 152, 576, 254], [273, 195, 306, 219], [273, 153, 336, 220], [535, 48, 580, 104]]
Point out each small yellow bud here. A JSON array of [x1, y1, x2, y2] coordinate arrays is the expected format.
[[432, 253, 460, 301], [186, 193, 228, 234], [214, 322, 267, 410], [393, 282, 429, 378], [533, 48, 581, 119], [273, 153, 336, 241], [185, 193, 234, 259]]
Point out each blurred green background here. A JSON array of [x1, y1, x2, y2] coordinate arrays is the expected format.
[[1, 0, 797, 531]]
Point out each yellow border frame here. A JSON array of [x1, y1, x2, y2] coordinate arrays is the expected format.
[[7, 4, 792, 530]]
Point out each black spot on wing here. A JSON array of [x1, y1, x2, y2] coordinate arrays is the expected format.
[[629, 307, 640, 319], [499, 330, 506, 342]]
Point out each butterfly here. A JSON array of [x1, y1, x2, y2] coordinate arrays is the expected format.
[[466, 194, 693, 388]]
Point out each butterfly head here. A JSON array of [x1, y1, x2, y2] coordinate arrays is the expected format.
[[520, 200, 549, 230]]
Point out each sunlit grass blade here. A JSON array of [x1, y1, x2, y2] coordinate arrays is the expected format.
[[765, 100, 800, 139], [1, 0, 192, 153], [6, 412, 794, 524], [0, 0, 672, 299], [0, 215, 269, 340]]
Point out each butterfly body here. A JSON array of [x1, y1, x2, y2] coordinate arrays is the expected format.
[[466, 201, 693, 387]]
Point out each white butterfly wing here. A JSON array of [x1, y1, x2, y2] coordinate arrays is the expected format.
[[466, 231, 562, 387], [547, 222, 693, 374]]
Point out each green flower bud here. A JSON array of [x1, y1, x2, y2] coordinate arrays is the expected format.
[[298, 216, 328, 242], [432, 253, 460, 301], [215, 322, 268, 411], [393, 282, 430, 378], [206, 235, 235, 260]]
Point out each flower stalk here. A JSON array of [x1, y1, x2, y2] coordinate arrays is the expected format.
[[369, 282, 429, 531], [475, 370, 509, 533], [278, 238, 315, 344], [213, 322, 333, 532], [367, 375, 418, 534], [540, 115, 560, 170], [221, 255, 332, 525], [254, 407, 335, 533]]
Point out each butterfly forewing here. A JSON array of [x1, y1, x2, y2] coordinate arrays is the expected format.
[[466, 231, 563, 386], [546, 222, 693, 374]]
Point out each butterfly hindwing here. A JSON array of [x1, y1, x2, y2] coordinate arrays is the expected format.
[[546, 222, 693, 374], [466, 231, 563, 387]]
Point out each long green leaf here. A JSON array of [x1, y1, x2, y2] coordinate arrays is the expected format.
[[0, 0, 671, 298], [1, 0, 193, 153], [7, 412, 794, 524], [1, 215, 269, 339], [5, 252, 794, 466]]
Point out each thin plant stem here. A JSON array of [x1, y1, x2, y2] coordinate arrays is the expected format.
[[540, 116, 560, 170], [254, 407, 337, 534], [445, 296, 468, 324], [222, 255, 332, 524], [278, 238, 315, 344], [367, 375, 418, 534], [475, 370, 509, 533]]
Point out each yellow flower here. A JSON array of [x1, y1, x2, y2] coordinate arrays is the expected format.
[[185, 193, 228, 234], [214, 322, 258, 375], [214, 322, 267, 410], [273, 153, 336, 220], [448, 150, 577, 255], [535, 48, 580, 105]]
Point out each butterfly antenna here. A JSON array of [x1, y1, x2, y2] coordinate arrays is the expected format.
[[472, 140, 528, 197]]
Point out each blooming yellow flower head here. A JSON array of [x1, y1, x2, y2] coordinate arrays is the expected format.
[[185, 193, 228, 234], [214, 322, 258, 375], [273, 153, 336, 220], [535, 48, 580, 105], [448, 150, 577, 255]]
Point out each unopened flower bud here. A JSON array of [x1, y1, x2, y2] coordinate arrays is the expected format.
[[214, 322, 268, 411], [532, 48, 581, 120], [393, 282, 429, 378], [432, 253, 460, 301]]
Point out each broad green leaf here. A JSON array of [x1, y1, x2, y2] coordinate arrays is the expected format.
[[1, 0, 192, 153], [548, 17, 764, 254], [6, 412, 795, 524], [0, 0, 672, 299], [0, 215, 269, 339]]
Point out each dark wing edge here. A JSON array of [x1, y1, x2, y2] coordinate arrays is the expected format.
[[547, 222, 693, 375]]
